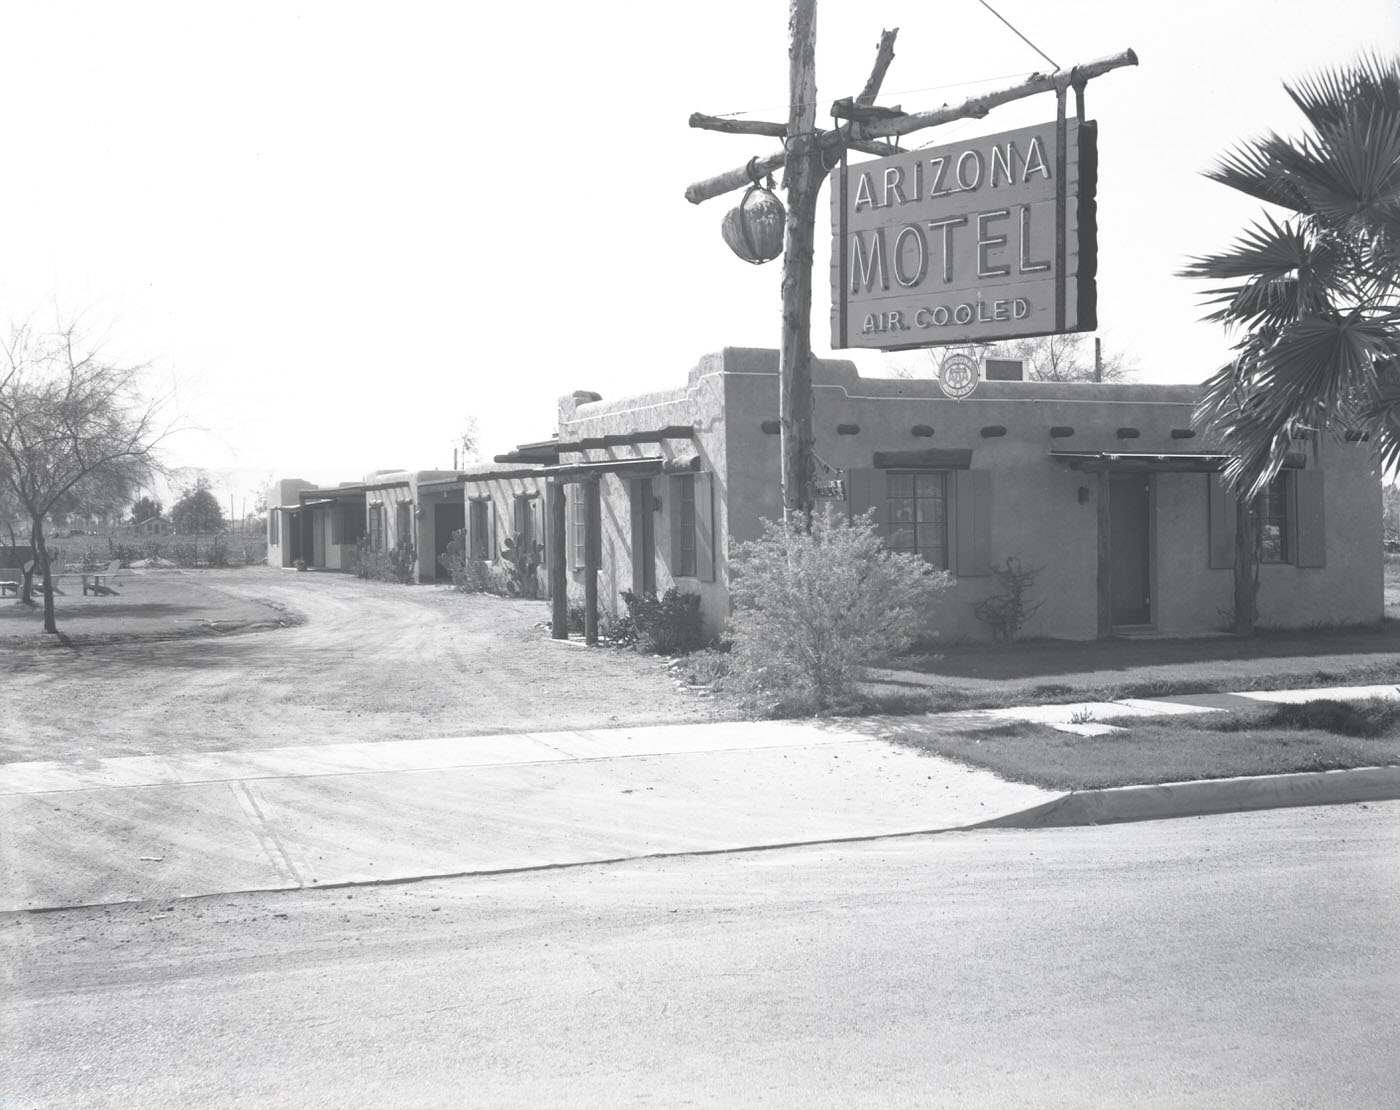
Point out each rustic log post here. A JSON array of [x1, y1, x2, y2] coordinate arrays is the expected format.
[[548, 480, 568, 639], [584, 478, 601, 645], [1096, 469, 1113, 638], [780, 0, 819, 523]]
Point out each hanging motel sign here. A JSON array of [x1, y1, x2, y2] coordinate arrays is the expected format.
[[831, 119, 1098, 351]]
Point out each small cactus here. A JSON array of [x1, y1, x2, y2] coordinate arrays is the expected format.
[[502, 532, 543, 598]]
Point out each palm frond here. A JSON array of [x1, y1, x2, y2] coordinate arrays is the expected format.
[[1181, 213, 1312, 281], [1196, 312, 1400, 494], [1204, 134, 1311, 212], [1279, 109, 1400, 226], [1181, 215, 1343, 330], [1285, 55, 1400, 133]]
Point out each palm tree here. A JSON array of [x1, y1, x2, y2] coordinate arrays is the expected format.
[[1184, 56, 1400, 499]]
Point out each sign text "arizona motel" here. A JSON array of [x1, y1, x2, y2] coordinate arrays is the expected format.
[[830, 118, 1098, 351]]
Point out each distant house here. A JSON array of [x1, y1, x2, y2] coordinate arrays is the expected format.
[[135, 516, 169, 535]]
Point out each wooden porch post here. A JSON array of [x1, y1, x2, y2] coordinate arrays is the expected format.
[[548, 480, 568, 639], [1096, 468, 1113, 639], [584, 478, 601, 646]]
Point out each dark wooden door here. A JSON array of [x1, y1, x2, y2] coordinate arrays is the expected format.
[[435, 502, 465, 581], [629, 479, 656, 594], [1110, 474, 1151, 625]]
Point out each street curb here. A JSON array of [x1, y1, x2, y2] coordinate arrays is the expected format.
[[972, 765, 1400, 829]]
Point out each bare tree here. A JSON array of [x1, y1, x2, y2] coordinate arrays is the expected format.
[[0, 321, 172, 633], [456, 415, 482, 467], [888, 333, 1135, 383]]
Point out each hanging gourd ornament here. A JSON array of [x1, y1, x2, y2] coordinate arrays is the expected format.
[[720, 157, 786, 265]]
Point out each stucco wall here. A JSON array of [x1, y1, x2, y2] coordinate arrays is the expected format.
[[458, 472, 550, 596], [721, 350, 1203, 641], [266, 478, 313, 568], [558, 347, 1382, 642], [560, 360, 729, 634], [1255, 440, 1382, 628]]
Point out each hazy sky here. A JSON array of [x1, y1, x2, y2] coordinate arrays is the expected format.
[[3, 0, 1396, 504]]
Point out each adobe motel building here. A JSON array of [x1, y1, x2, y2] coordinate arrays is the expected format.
[[269, 346, 1383, 642]]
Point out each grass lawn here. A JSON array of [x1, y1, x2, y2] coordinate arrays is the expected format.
[[0, 568, 296, 647], [886, 697, 1400, 790], [860, 621, 1400, 714]]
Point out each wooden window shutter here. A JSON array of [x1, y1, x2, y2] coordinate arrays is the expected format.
[[954, 469, 991, 576], [1293, 469, 1325, 568], [1207, 474, 1236, 570], [531, 495, 546, 568], [846, 468, 888, 539], [490, 501, 498, 559], [629, 481, 647, 593], [695, 472, 715, 582]]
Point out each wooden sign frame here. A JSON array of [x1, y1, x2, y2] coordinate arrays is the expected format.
[[831, 118, 1098, 352]]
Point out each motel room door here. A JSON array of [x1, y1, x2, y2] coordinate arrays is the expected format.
[[435, 502, 465, 582], [1110, 474, 1151, 626], [629, 479, 656, 594]]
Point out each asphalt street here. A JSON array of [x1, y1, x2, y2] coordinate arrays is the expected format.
[[4, 802, 1396, 1109]]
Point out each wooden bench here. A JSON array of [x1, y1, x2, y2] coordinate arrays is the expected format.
[[0, 567, 20, 598]]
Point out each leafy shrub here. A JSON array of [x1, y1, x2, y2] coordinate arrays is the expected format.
[[613, 587, 702, 654], [725, 510, 951, 715], [971, 556, 1045, 642], [551, 582, 600, 635]]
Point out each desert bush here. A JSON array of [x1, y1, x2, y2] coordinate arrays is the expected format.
[[551, 582, 600, 635], [613, 587, 702, 654], [679, 644, 731, 686], [355, 537, 416, 584], [438, 528, 499, 593], [971, 556, 1045, 642], [725, 510, 951, 715]]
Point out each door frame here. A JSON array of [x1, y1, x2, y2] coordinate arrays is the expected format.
[[1106, 471, 1155, 629]]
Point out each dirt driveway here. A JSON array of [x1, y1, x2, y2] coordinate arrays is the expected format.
[[0, 569, 720, 765]]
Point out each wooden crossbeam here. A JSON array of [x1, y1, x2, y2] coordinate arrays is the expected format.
[[685, 46, 1137, 205]]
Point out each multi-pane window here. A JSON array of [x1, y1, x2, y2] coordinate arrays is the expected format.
[[1253, 475, 1289, 563], [675, 477, 697, 577], [887, 471, 949, 568], [572, 492, 587, 569], [368, 505, 385, 551], [469, 500, 490, 560]]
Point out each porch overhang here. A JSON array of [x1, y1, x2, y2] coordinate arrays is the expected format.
[[462, 454, 700, 484], [1051, 451, 1306, 473]]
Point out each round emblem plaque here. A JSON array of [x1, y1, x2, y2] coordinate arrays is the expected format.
[[938, 353, 980, 400]]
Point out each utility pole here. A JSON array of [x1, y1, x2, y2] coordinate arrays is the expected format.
[[779, 0, 819, 521], [686, 10, 1136, 523]]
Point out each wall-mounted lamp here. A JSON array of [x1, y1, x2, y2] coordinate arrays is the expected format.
[[652, 497, 663, 514], [1077, 485, 1091, 505]]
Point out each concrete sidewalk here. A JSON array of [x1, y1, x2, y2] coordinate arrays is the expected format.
[[3, 684, 1397, 913], [0, 720, 1053, 912]]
